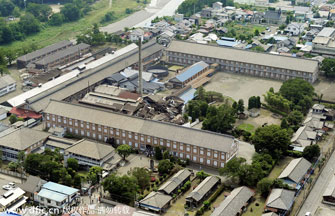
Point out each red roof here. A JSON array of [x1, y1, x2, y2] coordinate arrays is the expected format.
[[10, 107, 42, 119], [118, 91, 141, 101]]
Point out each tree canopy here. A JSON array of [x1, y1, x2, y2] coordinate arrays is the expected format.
[[252, 125, 290, 160], [158, 159, 174, 175], [202, 104, 236, 133], [303, 145, 320, 162], [321, 58, 335, 78], [116, 144, 132, 160], [128, 167, 151, 191]]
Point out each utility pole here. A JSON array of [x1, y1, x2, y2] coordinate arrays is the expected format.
[[138, 37, 143, 96]]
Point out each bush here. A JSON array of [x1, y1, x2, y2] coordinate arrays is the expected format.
[[208, 184, 225, 204], [203, 201, 210, 210], [286, 150, 303, 158]]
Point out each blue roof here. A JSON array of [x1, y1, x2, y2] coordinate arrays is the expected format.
[[175, 61, 208, 82], [216, 40, 238, 47], [0, 212, 21, 216], [179, 88, 196, 104], [37, 188, 68, 202], [42, 182, 79, 195]]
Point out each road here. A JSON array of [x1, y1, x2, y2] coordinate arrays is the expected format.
[[100, 0, 185, 33], [297, 149, 335, 216]]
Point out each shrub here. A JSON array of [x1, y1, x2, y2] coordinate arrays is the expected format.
[[286, 150, 303, 158]]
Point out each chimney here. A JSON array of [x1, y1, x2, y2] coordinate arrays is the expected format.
[[138, 37, 143, 96]]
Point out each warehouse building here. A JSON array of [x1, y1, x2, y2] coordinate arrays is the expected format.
[[43, 100, 239, 168], [17, 40, 73, 68], [35, 43, 90, 70], [166, 40, 319, 83], [0, 75, 16, 97]]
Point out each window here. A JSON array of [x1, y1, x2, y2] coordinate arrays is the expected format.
[[207, 159, 211, 165], [104, 128, 107, 133], [147, 137, 151, 142], [52, 115, 55, 121], [63, 118, 67, 124], [179, 153, 184, 158], [75, 129, 78, 134], [186, 154, 190, 159], [154, 138, 157, 144], [81, 122, 84, 128], [207, 151, 211, 157], [180, 144, 184, 150], [93, 133, 96, 138], [193, 156, 197, 161], [186, 146, 190, 152], [75, 121, 78, 127], [173, 143, 177, 149], [214, 153, 218, 158], [200, 158, 204, 163], [129, 133, 132, 139], [122, 140, 126, 144], [81, 131, 84, 136], [87, 132, 90, 137], [69, 128, 73, 133], [193, 148, 197, 154], [86, 124, 90, 129], [116, 129, 119, 136], [160, 139, 164, 146], [135, 143, 138, 147], [110, 129, 114, 135], [221, 154, 225, 160], [69, 119, 72, 125], [58, 117, 61, 123], [92, 124, 95, 130], [220, 162, 224, 167], [141, 136, 144, 142], [167, 141, 171, 147], [98, 134, 102, 140], [135, 134, 138, 140], [46, 115, 50, 120], [200, 149, 204, 155], [129, 141, 132, 146], [214, 161, 218, 166], [98, 127, 102, 132], [122, 131, 126, 137]]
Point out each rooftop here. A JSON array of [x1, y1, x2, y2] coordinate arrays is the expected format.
[[187, 176, 220, 202], [266, 189, 295, 211], [139, 192, 172, 209], [323, 174, 335, 198], [159, 169, 191, 194], [166, 40, 319, 73], [278, 157, 311, 184], [42, 182, 78, 196], [17, 40, 73, 62], [0, 187, 25, 207], [175, 61, 209, 82], [317, 27, 335, 37], [0, 75, 16, 89], [44, 100, 238, 153]]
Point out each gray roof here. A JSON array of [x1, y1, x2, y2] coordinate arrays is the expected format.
[[17, 40, 73, 62], [0, 108, 7, 115], [211, 186, 254, 216], [266, 189, 295, 211], [44, 100, 238, 153], [139, 192, 172, 209], [0, 75, 16, 89], [323, 175, 335, 198], [44, 136, 77, 150], [66, 139, 116, 160], [166, 40, 319, 73], [187, 176, 220, 202], [26, 41, 163, 112], [159, 169, 191, 194], [264, 10, 281, 20], [278, 157, 311, 184], [20, 175, 46, 194], [35, 43, 90, 66], [317, 27, 335, 37], [0, 127, 50, 151]]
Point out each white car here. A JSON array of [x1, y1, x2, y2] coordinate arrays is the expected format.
[[305, 212, 311, 216], [2, 185, 11, 190], [8, 182, 15, 188]]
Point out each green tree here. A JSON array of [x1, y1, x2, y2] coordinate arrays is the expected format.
[[19, 13, 41, 35], [9, 114, 17, 124], [4, 49, 16, 65], [321, 58, 335, 78], [303, 145, 320, 162], [61, 3, 81, 22], [88, 166, 103, 185], [219, 157, 246, 178], [103, 173, 138, 204], [202, 104, 236, 133], [8, 161, 18, 171], [116, 144, 132, 160], [254, 29, 260, 36], [154, 146, 163, 160], [257, 178, 273, 197], [252, 125, 290, 160], [287, 110, 304, 130], [73, 174, 82, 189], [158, 159, 174, 175], [27, 3, 52, 22], [67, 158, 79, 171], [49, 13, 64, 26], [128, 167, 151, 191], [237, 99, 245, 113], [281, 118, 289, 129], [0, 0, 15, 16], [196, 170, 209, 181]]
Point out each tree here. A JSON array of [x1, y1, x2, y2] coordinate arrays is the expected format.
[[237, 99, 244, 113], [49, 13, 64, 26], [196, 170, 209, 181], [27, 3, 52, 22], [128, 167, 150, 191], [19, 13, 41, 35], [303, 145, 320, 162], [281, 118, 289, 129], [257, 178, 273, 197], [67, 158, 79, 171], [154, 146, 163, 160], [286, 110, 303, 130], [254, 29, 260, 36], [24, 153, 43, 176], [103, 173, 138, 204], [321, 58, 335, 78], [73, 174, 82, 189], [0, 0, 15, 16], [219, 157, 246, 178], [87, 166, 103, 185], [116, 144, 132, 160], [4, 49, 16, 66], [8, 162, 18, 171], [9, 114, 17, 124], [61, 3, 81, 22], [202, 104, 236, 133], [252, 125, 290, 160], [158, 159, 174, 175]]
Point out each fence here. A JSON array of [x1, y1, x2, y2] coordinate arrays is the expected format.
[[0, 168, 27, 180]]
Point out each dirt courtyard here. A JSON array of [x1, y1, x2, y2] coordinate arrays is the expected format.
[[204, 72, 283, 102]]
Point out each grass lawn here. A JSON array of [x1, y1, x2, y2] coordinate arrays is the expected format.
[[238, 123, 256, 133], [243, 193, 266, 216], [223, 23, 266, 38], [268, 156, 293, 179], [168, 65, 184, 72], [77, 170, 89, 179], [2, 0, 145, 51]]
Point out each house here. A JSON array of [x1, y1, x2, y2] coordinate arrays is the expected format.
[[291, 126, 318, 148], [278, 157, 312, 190], [0, 127, 49, 162], [312, 27, 335, 57], [265, 189, 295, 214], [159, 169, 191, 195], [20, 175, 46, 201], [174, 13, 184, 22], [285, 23, 305, 36], [138, 192, 172, 213], [277, 38, 296, 50], [323, 174, 335, 205], [64, 139, 121, 169], [129, 29, 144, 42], [264, 10, 282, 24], [0, 187, 27, 212], [0, 75, 16, 97], [211, 186, 254, 216], [48, 126, 66, 137], [201, 8, 213, 18], [0, 108, 7, 120], [213, 2, 223, 11], [186, 176, 220, 207], [312, 104, 326, 114], [35, 182, 79, 209]]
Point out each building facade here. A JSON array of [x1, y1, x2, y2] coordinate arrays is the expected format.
[[166, 41, 319, 83], [43, 100, 239, 168], [0, 75, 16, 97]]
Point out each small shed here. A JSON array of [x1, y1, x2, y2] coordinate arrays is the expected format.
[[249, 108, 260, 118]]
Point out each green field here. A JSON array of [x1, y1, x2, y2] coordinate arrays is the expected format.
[[2, 0, 145, 50], [237, 123, 255, 133]]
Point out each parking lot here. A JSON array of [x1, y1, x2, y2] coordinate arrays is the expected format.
[[0, 176, 21, 194]]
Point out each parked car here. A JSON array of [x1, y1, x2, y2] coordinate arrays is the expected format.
[[2, 185, 11, 190], [8, 182, 15, 188]]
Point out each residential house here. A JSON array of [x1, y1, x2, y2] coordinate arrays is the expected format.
[[264, 10, 282, 24], [20, 175, 46, 201], [312, 104, 326, 114], [35, 182, 79, 209], [159, 169, 191, 195], [174, 13, 184, 22], [211, 186, 254, 216], [0, 128, 49, 162], [201, 8, 213, 18], [290, 126, 318, 148], [285, 23, 305, 36], [265, 189, 295, 215], [138, 192, 172, 213], [129, 29, 144, 42], [278, 157, 312, 190], [323, 174, 335, 205], [0, 75, 16, 97], [186, 176, 220, 207], [213, 2, 223, 11], [277, 38, 296, 50], [0, 188, 27, 212]]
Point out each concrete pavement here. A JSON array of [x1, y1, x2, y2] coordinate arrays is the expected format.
[[297, 150, 335, 216]]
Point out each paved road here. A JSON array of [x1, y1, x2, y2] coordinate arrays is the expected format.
[[297, 149, 335, 216], [100, 0, 185, 33]]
